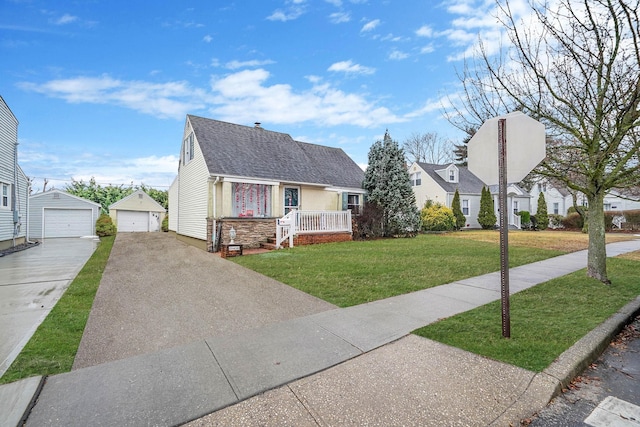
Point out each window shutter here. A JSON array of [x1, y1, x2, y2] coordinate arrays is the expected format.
[[341, 192, 348, 210]]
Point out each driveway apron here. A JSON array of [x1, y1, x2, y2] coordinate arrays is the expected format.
[[73, 233, 336, 369], [0, 238, 98, 377]]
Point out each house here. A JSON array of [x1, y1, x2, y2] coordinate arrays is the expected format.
[[28, 190, 101, 239], [529, 179, 573, 216], [529, 179, 640, 217], [168, 116, 365, 251], [0, 96, 29, 250], [109, 189, 166, 232], [409, 162, 531, 229]]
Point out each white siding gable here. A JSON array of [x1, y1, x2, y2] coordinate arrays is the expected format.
[[177, 119, 210, 240]]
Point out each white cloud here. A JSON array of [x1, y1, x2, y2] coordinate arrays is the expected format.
[[415, 25, 433, 37], [420, 44, 435, 54], [360, 19, 380, 32], [329, 12, 350, 23], [208, 68, 403, 127], [267, 1, 307, 21], [325, 0, 342, 6], [67, 155, 179, 188], [328, 60, 375, 75], [18, 75, 208, 119], [203, 35, 212, 43], [18, 67, 404, 136], [225, 59, 276, 69], [388, 50, 409, 60], [54, 13, 78, 25]]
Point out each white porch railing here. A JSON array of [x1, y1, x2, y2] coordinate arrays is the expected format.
[[613, 215, 625, 229], [511, 213, 521, 229], [276, 210, 352, 249]]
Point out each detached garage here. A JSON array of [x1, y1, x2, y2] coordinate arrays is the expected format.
[[29, 190, 101, 240], [109, 189, 166, 233]]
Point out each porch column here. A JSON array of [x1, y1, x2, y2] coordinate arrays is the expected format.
[[221, 181, 233, 217]]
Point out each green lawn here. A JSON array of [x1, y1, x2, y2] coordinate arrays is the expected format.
[[414, 257, 640, 372], [233, 234, 564, 307], [0, 236, 115, 385]]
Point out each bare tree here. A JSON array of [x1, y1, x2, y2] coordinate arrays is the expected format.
[[402, 132, 454, 164], [445, 0, 640, 284]]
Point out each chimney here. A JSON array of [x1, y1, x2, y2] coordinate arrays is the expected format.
[[254, 122, 261, 128]]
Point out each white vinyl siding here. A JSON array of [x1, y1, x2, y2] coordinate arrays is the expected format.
[[177, 121, 210, 240], [0, 97, 28, 244], [168, 177, 178, 232]]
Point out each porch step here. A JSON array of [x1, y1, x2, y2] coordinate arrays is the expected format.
[[259, 241, 278, 250]]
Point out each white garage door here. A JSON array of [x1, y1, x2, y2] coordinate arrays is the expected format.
[[117, 210, 149, 232], [44, 209, 93, 238]]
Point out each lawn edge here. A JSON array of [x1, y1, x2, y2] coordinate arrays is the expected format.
[[490, 296, 640, 426]]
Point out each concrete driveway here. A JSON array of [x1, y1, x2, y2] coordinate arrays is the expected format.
[[0, 238, 98, 376]]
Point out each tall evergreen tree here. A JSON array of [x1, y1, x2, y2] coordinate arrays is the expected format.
[[451, 189, 466, 230], [363, 130, 421, 237], [477, 187, 497, 230], [536, 192, 549, 231]]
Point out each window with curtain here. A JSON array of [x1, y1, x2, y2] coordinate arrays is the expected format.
[[232, 183, 272, 217]]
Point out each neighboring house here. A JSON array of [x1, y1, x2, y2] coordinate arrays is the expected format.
[[169, 116, 365, 250], [529, 179, 640, 217], [28, 189, 101, 239], [0, 96, 29, 250], [109, 189, 166, 232], [529, 179, 573, 216], [409, 162, 530, 229]]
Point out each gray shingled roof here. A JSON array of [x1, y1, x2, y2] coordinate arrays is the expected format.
[[188, 115, 364, 189], [417, 162, 486, 194]]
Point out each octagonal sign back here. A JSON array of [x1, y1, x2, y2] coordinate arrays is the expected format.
[[468, 111, 545, 185]]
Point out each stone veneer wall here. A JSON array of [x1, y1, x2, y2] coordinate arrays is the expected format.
[[206, 217, 353, 251], [207, 217, 277, 251]]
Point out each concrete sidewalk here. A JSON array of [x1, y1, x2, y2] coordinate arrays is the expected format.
[[4, 238, 640, 426]]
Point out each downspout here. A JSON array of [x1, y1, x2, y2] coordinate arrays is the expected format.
[[26, 178, 34, 243], [211, 176, 220, 251], [12, 140, 19, 247]]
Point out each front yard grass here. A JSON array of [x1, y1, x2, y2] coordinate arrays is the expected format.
[[0, 236, 115, 385], [235, 230, 639, 372], [414, 257, 640, 372]]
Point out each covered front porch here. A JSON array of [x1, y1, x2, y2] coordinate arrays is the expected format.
[[207, 210, 353, 252]]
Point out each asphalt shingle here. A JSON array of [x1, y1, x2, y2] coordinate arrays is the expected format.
[[189, 115, 364, 189]]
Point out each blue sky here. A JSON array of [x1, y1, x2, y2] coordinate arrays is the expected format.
[[1, 0, 510, 191]]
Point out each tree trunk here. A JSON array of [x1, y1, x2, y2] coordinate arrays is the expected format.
[[586, 192, 610, 284]]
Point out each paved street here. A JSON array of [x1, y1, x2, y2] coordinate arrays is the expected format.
[[527, 315, 640, 426], [0, 238, 98, 376]]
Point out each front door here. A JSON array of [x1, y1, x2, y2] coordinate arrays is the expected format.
[[284, 187, 300, 214]]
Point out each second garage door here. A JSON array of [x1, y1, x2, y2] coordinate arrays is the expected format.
[[44, 209, 94, 238], [117, 210, 149, 232]]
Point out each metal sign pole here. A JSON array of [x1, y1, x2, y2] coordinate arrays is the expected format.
[[498, 118, 510, 338]]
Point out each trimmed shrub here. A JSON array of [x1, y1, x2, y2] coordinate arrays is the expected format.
[[624, 209, 640, 226], [604, 211, 617, 231], [518, 211, 531, 229], [536, 193, 548, 230], [451, 189, 466, 230], [161, 215, 169, 232], [548, 214, 564, 229], [353, 202, 385, 240], [562, 212, 584, 229], [478, 187, 497, 230], [95, 213, 117, 237], [421, 202, 455, 232]]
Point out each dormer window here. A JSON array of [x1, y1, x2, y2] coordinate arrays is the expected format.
[[449, 170, 455, 182], [183, 132, 194, 165], [410, 172, 421, 186]]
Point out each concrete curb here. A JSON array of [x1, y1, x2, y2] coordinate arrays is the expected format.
[[490, 296, 640, 426]]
